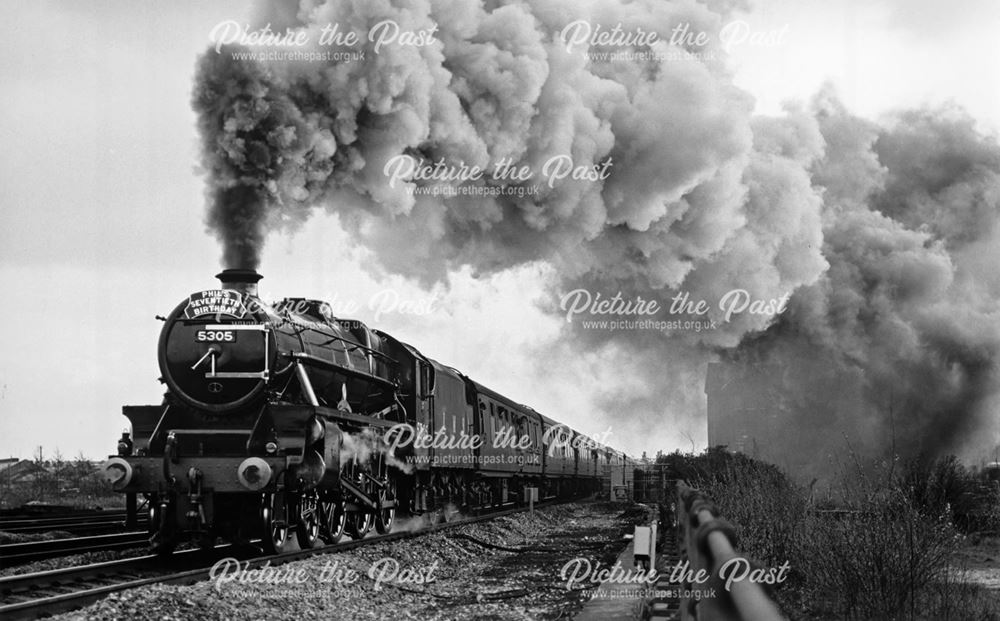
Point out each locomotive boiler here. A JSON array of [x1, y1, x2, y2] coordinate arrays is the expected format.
[[105, 269, 634, 555]]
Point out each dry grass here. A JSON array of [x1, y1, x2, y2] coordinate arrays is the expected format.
[[659, 449, 1000, 621]]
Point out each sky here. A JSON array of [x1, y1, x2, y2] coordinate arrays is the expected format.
[[0, 0, 998, 460]]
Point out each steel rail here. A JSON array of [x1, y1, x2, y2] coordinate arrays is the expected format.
[[0, 512, 129, 528], [1, 498, 565, 620], [1, 520, 150, 536], [0, 513, 149, 536], [0, 532, 151, 568]]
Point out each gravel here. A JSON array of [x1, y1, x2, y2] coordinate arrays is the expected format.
[[52, 501, 650, 621], [0, 530, 74, 545], [0, 546, 153, 577]]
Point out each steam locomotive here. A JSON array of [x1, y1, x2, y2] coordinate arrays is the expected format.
[[103, 269, 634, 554]]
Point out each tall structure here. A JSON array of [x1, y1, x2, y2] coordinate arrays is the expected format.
[[705, 362, 785, 459]]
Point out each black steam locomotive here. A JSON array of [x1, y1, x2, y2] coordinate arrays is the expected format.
[[103, 270, 633, 554]]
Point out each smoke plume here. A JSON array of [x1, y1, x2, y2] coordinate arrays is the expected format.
[[341, 427, 414, 474], [736, 95, 1000, 464], [193, 0, 1000, 469]]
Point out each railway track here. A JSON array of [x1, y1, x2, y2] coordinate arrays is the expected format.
[[0, 532, 151, 569], [0, 545, 249, 620], [0, 512, 149, 536], [0, 500, 558, 620]]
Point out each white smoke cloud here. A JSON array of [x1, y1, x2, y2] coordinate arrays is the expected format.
[[193, 1, 1000, 467]]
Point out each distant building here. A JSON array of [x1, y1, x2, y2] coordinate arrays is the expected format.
[[0, 458, 48, 484], [705, 360, 869, 476], [705, 362, 786, 458]]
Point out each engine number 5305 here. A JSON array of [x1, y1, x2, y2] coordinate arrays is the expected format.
[[196, 330, 237, 343]]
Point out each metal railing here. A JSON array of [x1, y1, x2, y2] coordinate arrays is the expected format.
[[675, 480, 786, 621]]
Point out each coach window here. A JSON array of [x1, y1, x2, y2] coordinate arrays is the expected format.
[[490, 402, 497, 437]]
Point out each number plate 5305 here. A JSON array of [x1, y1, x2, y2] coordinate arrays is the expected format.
[[196, 330, 236, 343]]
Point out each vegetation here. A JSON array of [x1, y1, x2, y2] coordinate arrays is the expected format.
[[0, 450, 121, 510], [655, 448, 1000, 621]]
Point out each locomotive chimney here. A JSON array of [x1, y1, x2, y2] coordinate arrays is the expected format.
[[216, 268, 263, 297]]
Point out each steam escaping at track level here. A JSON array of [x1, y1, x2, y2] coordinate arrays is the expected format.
[[192, 0, 1000, 467]]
